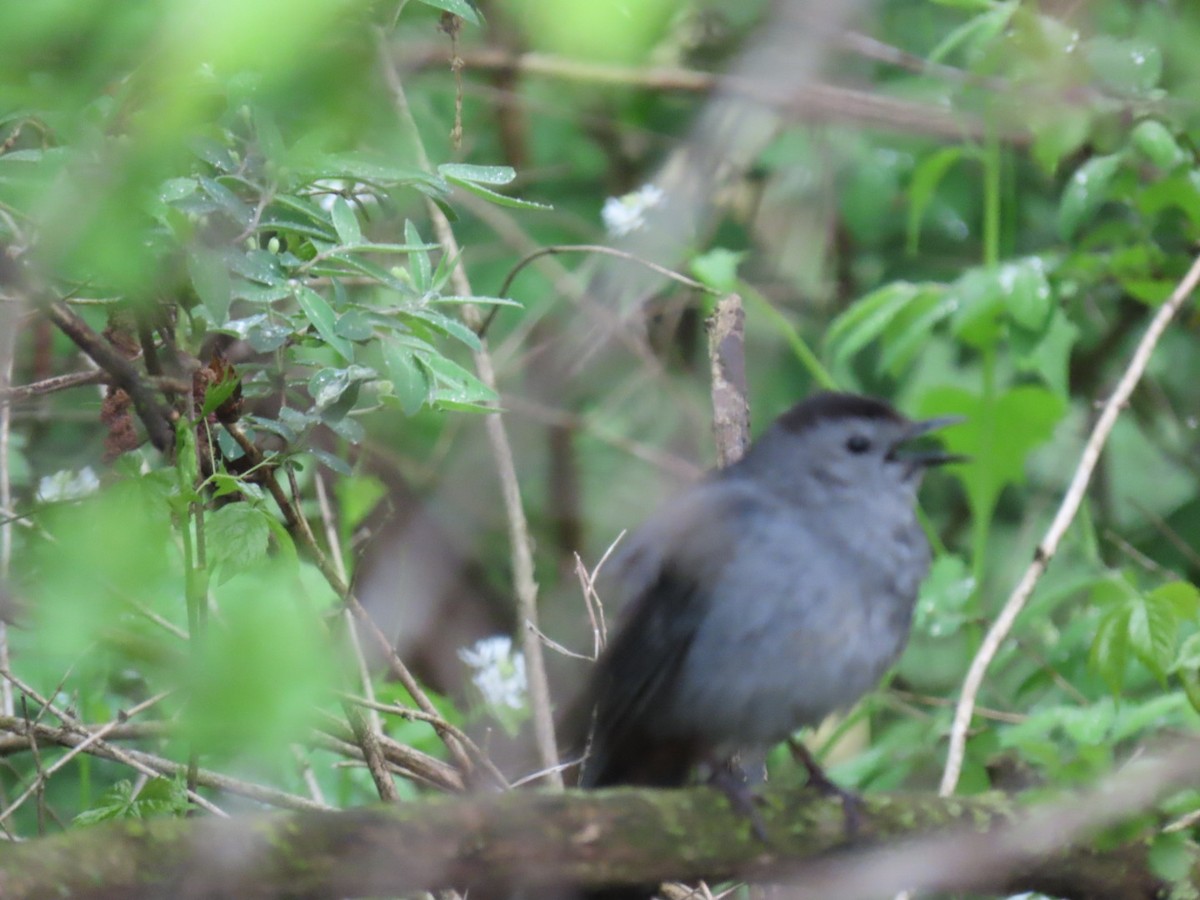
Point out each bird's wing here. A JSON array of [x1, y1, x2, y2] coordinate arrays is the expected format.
[[563, 482, 750, 787]]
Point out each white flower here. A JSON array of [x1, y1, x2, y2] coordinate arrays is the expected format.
[[458, 635, 527, 711], [602, 183, 664, 237], [36, 467, 100, 503]]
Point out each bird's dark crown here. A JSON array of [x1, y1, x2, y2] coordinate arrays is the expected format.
[[777, 391, 904, 434]]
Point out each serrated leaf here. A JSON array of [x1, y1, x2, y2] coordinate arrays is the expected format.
[[919, 384, 1065, 529], [294, 285, 353, 362], [199, 373, 240, 419], [206, 504, 271, 583], [330, 196, 363, 246]]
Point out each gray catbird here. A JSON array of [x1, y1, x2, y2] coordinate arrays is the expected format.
[[562, 391, 959, 834]]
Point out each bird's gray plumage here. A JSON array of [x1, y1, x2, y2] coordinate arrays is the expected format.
[[564, 391, 957, 790]]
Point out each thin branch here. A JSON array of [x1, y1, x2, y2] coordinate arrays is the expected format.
[[0, 367, 105, 404], [44, 300, 176, 454], [396, 46, 1008, 143], [0, 692, 169, 826], [0, 305, 14, 719], [939, 251, 1200, 796], [378, 30, 561, 788], [0, 674, 227, 817], [705, 293, 750, 468]]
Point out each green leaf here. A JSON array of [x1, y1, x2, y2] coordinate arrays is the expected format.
[[1091, 605, 1131, 695], [205, 504, 271, 583], [1057, 154, 1122, 240], [308, 365, 376, 411], [199, 372, 240, 419], [404, 307, 483, 351], [187, 249, 233, 325], [919, 385, 1066, 529], [1085, 36, 1162, 94], [825, 281, 923, 375], [690, 248, 744, 293], [330, 195, 362, 245], [877, 290, 956, 376], [74, 777, 189, 824], [948, 267, 1005, 350], [913, 554, 975, 637], [437, 163, 514, 185], [1131, 120, 1187, 170], [928, 1, 1018, 64], [294, 285, 353, 362], [906, 146, 966, 254], [335, 474, 387, 534], [999, 257, 1053, 331], [182, 564, 338, 759], [335, 309, 374, 341], [1012, 308, 1080, 398], [442, 172, 552, 210], [405, 220, 432, 293], [412, 0, 481, 24], [1148, 832, 1194, 883], [383, 344, 430, 415], [421, 354, 498, 408]]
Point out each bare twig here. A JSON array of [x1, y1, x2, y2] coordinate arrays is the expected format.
[[345, 594, 475, 778], [0, 303, 15, 719], [378, 31, 561, 787], [44, 300, 176, 454], [706, 293, 750, 468], [939, 251, 1200, 796], [396, 46, 1006, 143], [0, 692, 170, 825], [0, 367, 106, 404], [0, 676, 227, 816], [345, 695, 509, 789]]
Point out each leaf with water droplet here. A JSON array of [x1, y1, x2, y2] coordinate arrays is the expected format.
[[1057, 154, 1122, 240]]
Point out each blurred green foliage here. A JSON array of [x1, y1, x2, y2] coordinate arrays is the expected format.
[[0, 0, 1199, 879]]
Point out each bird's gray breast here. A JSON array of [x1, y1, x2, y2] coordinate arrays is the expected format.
[[654, 495, 928, 750]]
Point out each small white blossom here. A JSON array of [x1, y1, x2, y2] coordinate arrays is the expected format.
[[458, 635, 527, 711], [602, 183, 664, 237], [36, 467, 100, 503]]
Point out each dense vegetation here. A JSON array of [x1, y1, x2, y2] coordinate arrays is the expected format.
[[1, 0, 1199, 896]]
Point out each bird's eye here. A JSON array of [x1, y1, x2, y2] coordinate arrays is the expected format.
[[845, 434, 871, 454]]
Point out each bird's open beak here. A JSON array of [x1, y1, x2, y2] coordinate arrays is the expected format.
[[890, 415, 969, 467]]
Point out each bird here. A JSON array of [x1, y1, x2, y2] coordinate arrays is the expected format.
[[560, 391, 960, 893]]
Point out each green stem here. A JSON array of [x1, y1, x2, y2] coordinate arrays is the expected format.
[[744, 289, 837, 390]]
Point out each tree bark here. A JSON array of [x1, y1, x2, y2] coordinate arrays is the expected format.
[[0, 784, 1186, 899]]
